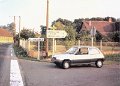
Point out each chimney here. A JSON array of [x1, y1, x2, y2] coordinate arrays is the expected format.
[[109, 17, 112, 22], [89, 21, 91, 26]]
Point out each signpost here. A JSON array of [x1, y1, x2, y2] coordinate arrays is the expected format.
[[28, 38, 44, 60], [47, 30, 67, 54], [90, 27, 96, 47]]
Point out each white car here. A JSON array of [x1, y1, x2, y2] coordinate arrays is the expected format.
[[51, 46, 105, 69]]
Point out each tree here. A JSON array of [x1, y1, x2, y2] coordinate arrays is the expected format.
[[52, 18, 77, 49], [108, 31, 120, 42], [20, 29, 35, 40], [73, 19, 83, 33], [64, 25, 77, 49], [76, 30, 91, 41], [95, 30, 103, 42]]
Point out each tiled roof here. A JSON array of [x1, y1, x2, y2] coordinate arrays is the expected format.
[[0, 28, 13, 37], [82, 21, 115, 35]]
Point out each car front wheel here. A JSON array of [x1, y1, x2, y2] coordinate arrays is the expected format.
[[62, 61, 70, 69], [95, 60, 103, 68]]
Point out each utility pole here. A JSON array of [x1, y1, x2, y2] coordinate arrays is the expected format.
[[45, 0, 49, 57], [18, 16, 21, 46], [13, 16, 16, 36]]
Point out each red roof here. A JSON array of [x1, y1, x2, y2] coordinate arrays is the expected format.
[[82, 21, 115, 35], [0, 28, 13, 37]]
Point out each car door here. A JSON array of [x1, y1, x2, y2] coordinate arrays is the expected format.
[[71, 47, 91, 63]]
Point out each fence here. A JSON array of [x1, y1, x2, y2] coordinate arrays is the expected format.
[[20, 39, 120, 59]]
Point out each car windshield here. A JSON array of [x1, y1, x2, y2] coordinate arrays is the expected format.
[[65, 47, 78, 54]]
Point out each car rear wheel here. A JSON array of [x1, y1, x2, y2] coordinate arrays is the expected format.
[[95, 60, 103, 68], [62, 61, 70, 69]]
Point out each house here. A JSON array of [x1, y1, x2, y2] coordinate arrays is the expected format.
[[0, 28, 14, 43], [81, 18, 116, 36]]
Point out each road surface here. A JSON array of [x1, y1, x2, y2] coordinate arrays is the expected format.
[[0, 43, 120, 86]]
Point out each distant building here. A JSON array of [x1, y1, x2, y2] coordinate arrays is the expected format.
[[81, 18, 116, 36], [0, 28, 14, 43]]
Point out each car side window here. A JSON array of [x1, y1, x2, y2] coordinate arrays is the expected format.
[[76, 48, 88, 55], [89, 48, 100, 54]]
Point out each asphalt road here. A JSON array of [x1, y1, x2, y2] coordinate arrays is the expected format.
[[0, 44, 11, 86], [19, 59, 120, 86], [0, 43, 120, 86]]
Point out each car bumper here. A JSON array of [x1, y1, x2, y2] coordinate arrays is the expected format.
[[51, 57, 62, 63]]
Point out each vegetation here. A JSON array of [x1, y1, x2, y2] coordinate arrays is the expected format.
[[14, 45, 28, 57], [20, 29, 35, 40], [105, 54, 120, 62], [108, 31, 120, 42], [13, 45, 41, 61]]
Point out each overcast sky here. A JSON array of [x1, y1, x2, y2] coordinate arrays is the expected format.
[[0, 0, 120, 32]]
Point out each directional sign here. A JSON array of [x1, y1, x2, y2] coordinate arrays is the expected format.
[[90, 27, 96, 36], [47, 30, 67, 38], [28, 38, 44, 41]]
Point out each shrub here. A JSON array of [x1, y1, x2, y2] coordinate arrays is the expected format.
[[105, 54, 120, 62], [14, 45, 28, 57]]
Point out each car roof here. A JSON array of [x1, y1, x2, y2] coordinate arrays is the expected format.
[[73, 46, 98, 49]]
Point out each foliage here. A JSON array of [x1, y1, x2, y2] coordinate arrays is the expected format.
[[20, 29, 35, 40], [76, 30, 91, 41], [63, 26, 77, 49], [108, 31, 120, 42], [52, 21, 64, 30], [14, 45, 28, 57], [95, 30, 103, 42], [52, 18, 77, 49], [7, 22, 15, 32], [73, 19, 83, 33], [105, 54, 120, 62]]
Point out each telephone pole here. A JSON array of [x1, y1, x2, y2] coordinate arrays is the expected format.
[[45, 0, 49, 57], [13, 16, 16, 36], [18, 16, 21, 46]]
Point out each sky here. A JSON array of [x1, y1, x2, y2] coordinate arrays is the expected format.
[[0, 0, 120, 32]]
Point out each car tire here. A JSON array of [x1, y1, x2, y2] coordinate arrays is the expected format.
[[95, 60, 103, 68], [62, 61, 70, 69], [55, 63, 61, 67]]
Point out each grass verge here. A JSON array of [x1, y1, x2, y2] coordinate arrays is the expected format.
[[13, 45, 40, 61], [105, 54, 120, 62]]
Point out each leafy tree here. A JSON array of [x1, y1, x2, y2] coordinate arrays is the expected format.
[[20, 29, 35, 40], [64, 25, 77, 49], [7, 23, 15, 31], [108, 31, 120, 42], [52, 18, 77, 49], [95, 30, 103, 42], [52, 21, 64, 30], [73, 19, 83, 33], [76, 30, 91, 41], [104, 17, 116, 22]]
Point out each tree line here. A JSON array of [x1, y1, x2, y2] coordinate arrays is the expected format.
[[0, 17, 120, 43]]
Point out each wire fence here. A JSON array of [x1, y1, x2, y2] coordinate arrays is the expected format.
[[20, 39, 120, 59]]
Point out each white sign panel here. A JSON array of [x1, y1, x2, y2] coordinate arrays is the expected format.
[[90, 27, 96, 36], [28, 38, 44, 41], [47, 30, 67, 38]]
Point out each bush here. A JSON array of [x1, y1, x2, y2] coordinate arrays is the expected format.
[[14, 45, 28, 57], [105, 54, 120, 62]]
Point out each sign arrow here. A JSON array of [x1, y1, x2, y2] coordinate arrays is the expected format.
[[47, 30, 67, 38]]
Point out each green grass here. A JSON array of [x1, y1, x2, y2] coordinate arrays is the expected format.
[[105, 54, 120, 62], [13, 45, 49, 62]]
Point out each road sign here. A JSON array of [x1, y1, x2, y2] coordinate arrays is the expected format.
[[90, 27, 96, 36], [28, 38, 44, 41], [47, 30, 67, 38]]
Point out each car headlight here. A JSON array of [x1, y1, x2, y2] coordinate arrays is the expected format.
[[51, 57, 56, 62]]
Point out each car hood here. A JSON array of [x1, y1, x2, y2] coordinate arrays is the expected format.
[[52, 53, 73, 58]]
